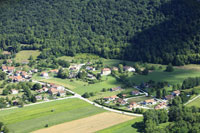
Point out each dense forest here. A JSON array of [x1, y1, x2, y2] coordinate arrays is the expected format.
[[0, 0, 200, 65]]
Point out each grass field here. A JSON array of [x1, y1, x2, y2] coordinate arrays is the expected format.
[[41, 76, 123, 95], [96, 117, 143, 133], [34, 112, 134, 133], [129, 68, 200, 85], [186, 96, 200, 107], [15, 50, 40, 63], [0, 98, 105, 133]]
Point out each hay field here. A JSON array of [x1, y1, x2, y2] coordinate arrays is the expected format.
[[34, 112, 134, 133]]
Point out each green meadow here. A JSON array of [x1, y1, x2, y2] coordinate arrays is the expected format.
[[129, 68, 200, 85], [0, 98, 104, 133], [14, 50, 40, 63], [186, 96, 200, 107], [41, 76, 122, 95], [96, 117, 143, 133]]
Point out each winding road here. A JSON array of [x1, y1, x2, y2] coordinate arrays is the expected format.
[[1, 80, 143, 117]]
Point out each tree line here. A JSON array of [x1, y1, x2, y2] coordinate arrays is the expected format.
[[0, 0, 200, 65]]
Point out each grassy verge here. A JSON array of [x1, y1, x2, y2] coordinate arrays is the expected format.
[[186, 96, 200, 107], [0, 98, 105, 133]]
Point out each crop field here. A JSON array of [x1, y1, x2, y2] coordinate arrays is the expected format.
[[0, 98, 104, 133], [97, 117, 143, 133], [34, 112, 134, 133], [14, 50, 40, 63]]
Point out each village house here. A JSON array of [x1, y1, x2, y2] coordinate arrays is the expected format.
[[49, 69, 59, 74], [11, 89, 19, 94], [58, 90, 66, 97], [87, 74, 96, 80], [21, 60, 29, 65], [104, 95, 118, 101], [31, 69, 38, 73], [101, 68, 111, 75], [128, 102, 139, 109], [123, 66, 135, 72], [155, 102, 167, 110], [48, 88, 59, 95], [21, 71, 29, 79], [8, 66, 15, 73], [9, 76, 24, 82], [35, 95, 42, 101], [41, 72, 49, 78], [69, 66, 78, 71], [165, 95, 174, 100], [2, 51, 11, 56], [144, 99, 156, 105], [86, 66, 96, 71], [7, 59, 13, 64], [2, 66, 15, 73], [50, 84, 65, 91], [15, 70, 22, 76], [172, 90, 180, 96], [2, 66, 7, 72], [122, 94, 127, 98], [131, 90, 141, 96], [116, 98, 126, 105], [37, 87, 49, 93], [110, 86, 122, 92], [112, 67, 119, 71]]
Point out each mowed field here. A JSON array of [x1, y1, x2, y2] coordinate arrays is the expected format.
[[129, 68, 200, 85], [97, 117, 143, 133], [0, 98, 105, 133], [186, 96, 200, 107], [14, 50, 40, 63], [34, 112, 135, 133]]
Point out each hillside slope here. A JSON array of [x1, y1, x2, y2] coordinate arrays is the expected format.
[[0, 0, 200, 65]]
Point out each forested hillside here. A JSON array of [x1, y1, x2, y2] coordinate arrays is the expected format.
[[0, 0, 200, 65]]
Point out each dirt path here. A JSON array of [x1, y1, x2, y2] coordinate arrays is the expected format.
[[33, 112, 134, 133]]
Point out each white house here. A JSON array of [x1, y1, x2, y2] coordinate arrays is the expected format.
[[123, 66, 135, 72], [101, 68, 111, 75], [41, 72, 49, 78], [11, 89, 19, 94]]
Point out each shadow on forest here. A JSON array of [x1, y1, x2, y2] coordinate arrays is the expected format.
[[131, 121, 145, 132], [126, 0, 200, 64]]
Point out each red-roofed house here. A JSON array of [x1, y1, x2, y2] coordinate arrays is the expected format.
[[131, 90, 140, 96], [165, 95, 174, 100], [48, 88, 59, 95], [49, 69, 59, 74], [144, 99, 156, 105], [172, 90, 180, 96], [110, 86, 122, 92]]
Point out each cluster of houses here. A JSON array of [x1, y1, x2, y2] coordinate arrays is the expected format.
[[102, 87, 179, 110], [1, 66, 39, 82], [101, 66, 135, 75], [36, 83, 67, 98], [164, 90, 180, 100]]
